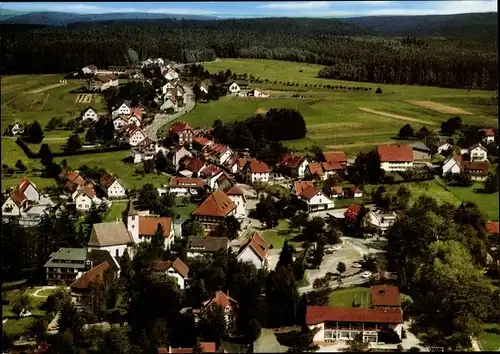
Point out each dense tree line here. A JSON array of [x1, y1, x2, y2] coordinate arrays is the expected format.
[[1, 19, 497, 89]]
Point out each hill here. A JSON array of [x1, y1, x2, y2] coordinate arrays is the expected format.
[[0, 9, 34, 21], [342, 12, 498, 41]]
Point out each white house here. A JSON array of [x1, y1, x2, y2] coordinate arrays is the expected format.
[[168, 146, 193, 167], [2, 190, 28, 217], [113, 116, 129, 131], [161, 177, 204, 197], [377, 144, 414, 172], [292, 181, 334, 212], [161, 82, 176, 93], [442, 152, 463, 176], [85, 74, 118, 92], [80, 107, 99, 123], [16, 177, 40, 202], [199, 291, 238, 331], [100, 173, 127, 198], [160, 97, 180, 112], [468, 143, 488, 162], [277, 153, 309, 179], [227, 81, 241, 94], [200, 166, 224, 190], [223, 185, 246, 220], [152, 258, 189, 290], [363, 209, 398, 235], [88, 222, 134, 259], [113, 101, 132, 116], [437, 141, 453, 155], [205, 144, 234, 165], [241, 159, 270, 184], [199, 82, 209, 94], [247, 89, 269, 98], [236, 232, 270, 270], [75, 186, 101, 212], [483, 129, 496, 144], [120, 125, 147, 147], [82, 65, 98, 75], [11, 122, 25, 136], [131, 137, 158, 164], [127, 114, 142, 127]]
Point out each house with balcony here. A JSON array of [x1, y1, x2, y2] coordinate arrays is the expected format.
[[192, 190, 236, 232], [241, 159, 270, 184], [377, 144, 414, 172], [44, 248, 88, 286], [169, 121, 194, 145], [468, 143, 488, 162]]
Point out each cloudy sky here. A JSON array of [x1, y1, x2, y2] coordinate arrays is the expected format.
[[1, 1, 497, 17]]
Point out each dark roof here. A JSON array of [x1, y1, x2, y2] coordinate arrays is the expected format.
[[187, 236, 229, 252], [87, 249, 120, 272], [306, 306, 403, 325], [88, 222, 133, 247], [411, 141, 431, 152], [44, 248, 87, 269], [370, 285, 401, 307]]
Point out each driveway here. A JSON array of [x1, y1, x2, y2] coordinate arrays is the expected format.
[[144, 86, 195, 140]]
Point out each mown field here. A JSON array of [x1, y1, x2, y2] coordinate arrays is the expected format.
[[175, 59, 498, 155]]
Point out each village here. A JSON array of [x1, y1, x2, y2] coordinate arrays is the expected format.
[[2, 56, 499, 354]]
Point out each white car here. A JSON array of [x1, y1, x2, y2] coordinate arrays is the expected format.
[[361, 271, 372, 278], [352, 262, 363, 268]]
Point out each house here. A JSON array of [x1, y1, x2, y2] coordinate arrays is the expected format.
[[87, 221, 134, 258], [158, 342, 216, 354], [152, 258, 189, 289], [163, 177, 204, 197], [85, 74, 118, 92], [119, 124, 147, 147], [377, 144, 414, 172], [192, 190, 237, 231], [462, 161, 489, 181], [198, 291, 238, 331], [241, 160, 270, 184], [236, 232, 269, 269], [363, 209, 398, 235], [437, 141, 453, 155], [200, 165, 224, 190], [483, 128, 496, 144], [306, 162, 343, 181], [44, 248, 87, 286], [223, 185, 246, 219], [323, 151, 348, 167], [168, 146, 193, 167], [186, 236, 229, 258], [344, 204, 363, 223], [11, 121, 25, 136], [124, 203, 175, 249], [370, 285, 401, 310], [113, 115, 129, 131], [292, 181, 334, 212], [160, 97, 180, 112], [169, 121, 194, 145], [193, 136, 214, 152], [306, 306, 403, 343], [468, 143, 488, 162], [330, 186, 344, 199], [75, 185, 101, 212], [80, 107, 99, 123], [224, 81, 241, 94], [247, 89, 269, 98], [350, 187, 363, 198], [180, 157, 207, 177], [2, 189, 28, 217], [277, 153, 309, 179], [199, 81, 209, 94], [113, 101, 132, 116], [99, 173, 127, 198], [442, 152, 462, 176], [16, 177, 40, 202], [411, 141, 431, 161], [70, 261, 119, 309], [128, 108, 143, 127], [204, 144, 234, 165], [130, 137, 158, 163], [162, 67, 179, 81], [82, 65, 98, 75]]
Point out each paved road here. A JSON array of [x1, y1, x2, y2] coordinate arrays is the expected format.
[[32, 286, 58, 298], [144, 86, 195, 140]]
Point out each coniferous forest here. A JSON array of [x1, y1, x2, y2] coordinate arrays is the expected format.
[[1, 17, 498, 89]]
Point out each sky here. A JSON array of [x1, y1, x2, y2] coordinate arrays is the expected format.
[[1, 1, 497, 18]]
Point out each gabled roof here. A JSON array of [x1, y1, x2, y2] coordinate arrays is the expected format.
[[377, 144, 414, 162], [244, 159, 270, 173], [237, 232, 269, 261], [411, 141, 431, 152], [344, 204, 362, 221], [70, 262, 111, 290], [81, 106, 97, 115], [186, 158, 206, 173], [200, 165, 222, 178], [223, 184, 244, 196], [331, 186, 344, 194], [187, 236, 229, 252], [139, 216, 172, 237], [321, 161, 344, 171], [95, 74, 116, 83], [169, 177, 204, 188], [484, 128, 495, 137], [462, 161, 489, 174], [370, 285, 401, 307], [206, 144, 229, 158], [152, 258, 189, 278], [17, 177, 36, 193], [294, 181, 315, 196], [131, 107, 143, 119], [306, 306, 403, 325], [307, 163, 324, 176], [86, 65, 97, 71], [445, 152, 462, 165], [77, 185, 96, 199], [44, 248, 87, 268], [193, 136, 212, 147], [300, 186, 320, 200], [486, 221, 499, 234], [88, 222, 133, 247], [323, 151, 347, 164], [169, 121, 192, 134], [11, 189, 27, 207], [203, 290, 238, 310], [192, 190, 236, 217], [278, 153, 306, 169], [100, 172, 117, 189], [469, 143, 487, 151]]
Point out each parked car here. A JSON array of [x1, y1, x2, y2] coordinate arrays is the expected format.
[[361, 271, 372, 278], [352, 262, 363, 268], [325, 249, 334, 254]]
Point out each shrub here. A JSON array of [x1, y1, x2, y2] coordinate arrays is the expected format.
[[376, 87, 383, 94]]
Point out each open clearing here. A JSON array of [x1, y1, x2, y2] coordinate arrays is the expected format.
[[29, 82, 67, 94], [358, 107, 438, 126], [407, 100, 473, 115], [329, 287, 371, 308]]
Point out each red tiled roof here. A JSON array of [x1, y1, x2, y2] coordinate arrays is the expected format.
[[223, 185, 244, 196], [300, 186, 320, 200], [344, 204, 362, 221], [377, 144, 414, 162], [307, 163, 324, 176], [238, 232, 269, 261], [486, 221, 499, 234], [70, 262, 111, 290], [186, 158, 206, 173], [200, 165, 222, 178], [352, 187, 362, 193], [17, 177, 35, 193], [462, 161, 489, 175], [306, 306, 403, 325], [138, 216, 172, 237], [370, 285, 401, 307], [245, 160, 270, 173], [169, 121, 191, 134], [152, 258, 189, 278], [100, 173, 116, 189], [204, 291, 238, 309], [279, 153, 306, 169], [294, 181, 315, 195], [78, 185, 96, 199], [485, 128, 495, 137], [131, 107, 143, 119], [169, 177, 204, 188], [451, 152, 462, 164], [11, 189, 27, 207], [331, 186, 344, 194], [193, 136, 212, 147], [238, 158, 252, 168], [192, 190, 236, 217], [322, 161, 344, 171], [323, 151, 347, 164], [206, 144, 228, 158], [67, 170, 80, 182]]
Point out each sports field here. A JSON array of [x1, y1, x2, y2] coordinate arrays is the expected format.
[[172, 59, 497, 154]]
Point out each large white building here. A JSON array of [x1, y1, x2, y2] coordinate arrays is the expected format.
[[377, 144, 414, 172]]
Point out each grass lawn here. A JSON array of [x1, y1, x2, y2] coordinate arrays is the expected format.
[[105, 201, 129, 222], [35, 288, 56, 298], [478, 323, 500, 351], [328, 286, 372, 308], [446, 184, 499, 221], [261, 219, 301, 249], [334, 197, 372, 209], [175, 201, 197, 220]]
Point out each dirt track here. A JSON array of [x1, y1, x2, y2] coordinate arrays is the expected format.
[[407, 100, 473, 115], [358, 107, 438, 126], [29, 82, 66, 94]]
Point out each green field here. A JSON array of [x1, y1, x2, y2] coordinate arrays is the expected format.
[[328, 286, 372, 308], [166, 59, 497, 154], [478, 323, 500, 351], [261, 220, 301, 248], [447, 185, 499, 221]]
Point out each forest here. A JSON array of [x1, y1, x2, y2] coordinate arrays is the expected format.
[[1, 18, 497, 89]]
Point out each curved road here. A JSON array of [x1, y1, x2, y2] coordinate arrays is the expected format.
[[144, 86, 195, 140]]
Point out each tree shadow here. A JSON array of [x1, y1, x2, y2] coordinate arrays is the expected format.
[[121, 156, 134, 164], [485, 327, 500, 335]]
